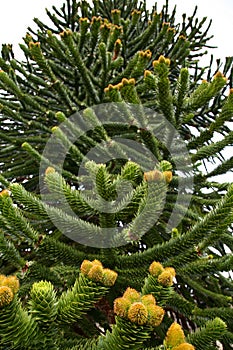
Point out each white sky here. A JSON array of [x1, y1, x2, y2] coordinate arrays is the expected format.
[[154, 0, 233, 66], [0, 1, 232, 180], [0, 3, 231, 258], [0, 0, 232, 63]]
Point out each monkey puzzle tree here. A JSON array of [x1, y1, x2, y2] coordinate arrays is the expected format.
[[0, 0, 232, 349]]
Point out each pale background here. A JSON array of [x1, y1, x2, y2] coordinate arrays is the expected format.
[[0, 0, 232, 181], [0, 0, 232, 62]]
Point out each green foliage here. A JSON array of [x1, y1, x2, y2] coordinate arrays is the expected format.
[[0, 0, 223, 189], [0, 0, 232, 349], [187, 318, 227, 350], [0, 264, 227, 349], [0, 262, 117, 349]]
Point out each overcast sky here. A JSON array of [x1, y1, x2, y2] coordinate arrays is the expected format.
[[155, 0, 233, 65], [0, 0, 232, 63], [0, 1, 232, 179]]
